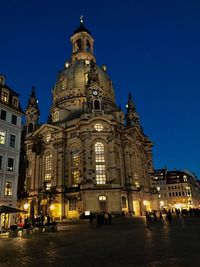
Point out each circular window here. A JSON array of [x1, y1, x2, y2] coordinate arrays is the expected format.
[[94, 123, 103, 131]]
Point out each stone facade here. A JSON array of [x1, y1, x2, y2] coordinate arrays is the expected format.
[[0, 75, 23, 227], [20, 20, 158, 219]]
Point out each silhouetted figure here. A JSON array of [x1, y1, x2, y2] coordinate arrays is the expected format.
[[145, 212, 152, 230], [159, 211, 164, 223], [153, 211, 157, 222], [166, 210, 172, 223]]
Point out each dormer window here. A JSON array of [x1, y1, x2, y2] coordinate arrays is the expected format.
[[1, 90, 9, 103], [12, 97, 18, 108], [52, 110, 59, 122]]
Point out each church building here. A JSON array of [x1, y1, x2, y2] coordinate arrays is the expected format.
[[21, 19, 158, 219]]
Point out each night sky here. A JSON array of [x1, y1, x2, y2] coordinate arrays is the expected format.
[[1, 0, 200, 176]]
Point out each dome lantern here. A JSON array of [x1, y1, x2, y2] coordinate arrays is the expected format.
[[70, 16, 95, 62]]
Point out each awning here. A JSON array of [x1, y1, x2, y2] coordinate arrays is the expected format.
[[0, 205, 26, 214]]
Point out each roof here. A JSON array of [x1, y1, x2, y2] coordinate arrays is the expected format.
[[0, 84, 24, 114], [73, 22, 91, 35]]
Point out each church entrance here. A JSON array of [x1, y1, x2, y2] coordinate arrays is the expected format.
[[98, 195, 107, 212]]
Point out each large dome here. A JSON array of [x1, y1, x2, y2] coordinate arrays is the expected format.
[[53, 59, 116, 112]]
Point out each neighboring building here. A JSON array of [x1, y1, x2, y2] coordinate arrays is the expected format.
[[20, 19, 158, 220], [0, 75, 23, 227], [153, 169, 200, 210]]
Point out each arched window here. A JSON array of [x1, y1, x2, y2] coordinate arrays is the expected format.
[[122, 196, 127, 208], [44, 153, 52, 181], [95, 142, 106, 184], [86, 40, 91, 52], [28, 123, 34, 133], [71, 148, 80, 186], [74, 39, 82, 52]]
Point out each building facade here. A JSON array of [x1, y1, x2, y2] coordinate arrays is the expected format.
[[153, 169, 200, 210], [20, 20, 158, 219], [0, 75, 23, 227]]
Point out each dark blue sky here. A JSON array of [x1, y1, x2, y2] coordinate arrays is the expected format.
[[1, 0, 200, 176]]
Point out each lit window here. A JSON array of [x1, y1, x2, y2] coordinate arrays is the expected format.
[[61, 79, 67, 90], [5, 181, 12, 196], [94, 123, 103, 132], [183, 175, 187, 182], [53, 110, 59, 122], [71, 148, 80, 186], [7, 158, 14, 171], [45, 133, 51, 142], [1, 91, 8, 103], [46, 182, 51, 190], [99, 195, 106, 201], [0, 131, 6, 144], [95, 142, 106, 184], [45, 154, 52, 180], [10, 134, 16, 148], [85, 60, 90, 65]]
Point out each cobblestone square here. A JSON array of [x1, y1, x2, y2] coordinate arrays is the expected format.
[[0, 216, 199, 267]]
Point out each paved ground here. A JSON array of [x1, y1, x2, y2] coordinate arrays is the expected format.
[[0, 216, 199, 267]]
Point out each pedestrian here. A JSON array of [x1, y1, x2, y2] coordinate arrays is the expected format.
[[159, 211, 164, 223], [166, 210, 172, 224], [89, 212, 94, 228], [153, 210, 157, 222], [145, 212, 152, 230]]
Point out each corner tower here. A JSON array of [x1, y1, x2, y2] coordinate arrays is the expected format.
[[25, 86, 40, 134]]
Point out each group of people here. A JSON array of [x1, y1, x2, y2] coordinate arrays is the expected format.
[[145, 210, 172, 229], [89, 211, 112, 228]]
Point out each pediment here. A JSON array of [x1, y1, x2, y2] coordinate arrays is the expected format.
[[32, 123, 62, 137]]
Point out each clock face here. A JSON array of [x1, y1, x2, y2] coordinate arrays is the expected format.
[[92, 89, 98, 96]]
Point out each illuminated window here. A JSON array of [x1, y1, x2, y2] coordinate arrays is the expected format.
[[45, 133, 51, 142], [99, 195, 106, 201], [46, 182, 51, 190], [1, 90, 8, 103], [71, 148, 80, 186], [95, 142, 106, 184], [0, 131, 6, 144], [7, 158, 14, 171], [61, 78, 67, 90], [94, 123, 103, 132], [53, 110, 59, 122], [183, 175, 187, 182], [5, 181, 12, 196], [10, 134, 16, 148], [45, 154, 52, 180]]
